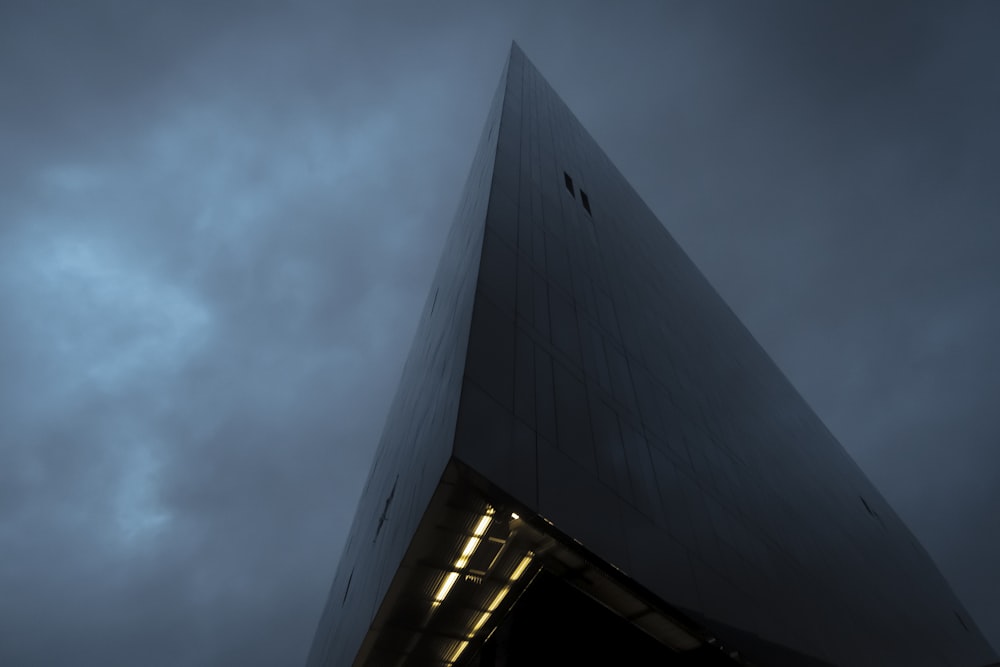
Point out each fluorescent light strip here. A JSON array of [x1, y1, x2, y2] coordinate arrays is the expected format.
[[510, 553, 533, 581], [486, 585, 511, 612], [454, 536, 481, 569], [472, 514, 492, 537], [431, 507, 496, 610], [469, 586, 511, 635], [433, 571, 460, 604], [445, 640, 469, 664], [453, 511, 492, 570], [466, 553, 534, 639], [470, 610, 492, 637]]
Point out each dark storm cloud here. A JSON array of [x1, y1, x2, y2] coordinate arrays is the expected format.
[[1, 3, 521, 664], [1, 2, 997, 664]]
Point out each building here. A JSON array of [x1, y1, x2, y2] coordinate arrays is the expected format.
[[305, 43, 998, 666]]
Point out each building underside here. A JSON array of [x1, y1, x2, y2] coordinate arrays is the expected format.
[[353, 462, 832, 667]]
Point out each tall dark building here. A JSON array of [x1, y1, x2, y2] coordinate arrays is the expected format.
[[306, 44, 997, 666]]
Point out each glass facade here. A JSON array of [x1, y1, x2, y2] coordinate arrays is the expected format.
[[306, 44, 998, 666]]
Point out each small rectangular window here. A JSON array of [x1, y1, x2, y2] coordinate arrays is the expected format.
[[580, 190, 591, 214], [564, 172, 575, 197]]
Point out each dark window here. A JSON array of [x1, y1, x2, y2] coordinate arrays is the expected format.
[[581, 190, 591, 214], [564, 172, 575, 197], [955, 612, 969, 632], [342, 569, 354, 605], [374, 476, 398, 542], [860, 495, 887, 530]]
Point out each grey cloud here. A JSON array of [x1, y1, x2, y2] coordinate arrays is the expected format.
[[1, 2, 997, 664]]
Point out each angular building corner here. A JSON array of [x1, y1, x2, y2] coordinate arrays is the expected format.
[[306, 43, 999, 666]]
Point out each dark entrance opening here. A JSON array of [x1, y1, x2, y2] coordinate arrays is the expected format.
[[467, 571, 732, 666]]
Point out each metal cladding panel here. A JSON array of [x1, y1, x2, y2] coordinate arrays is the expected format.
[[453, 43, 998, 666], [304, 60, 506, 667]]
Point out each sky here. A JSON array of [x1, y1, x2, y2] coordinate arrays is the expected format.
[[1, 1, 998, 664]]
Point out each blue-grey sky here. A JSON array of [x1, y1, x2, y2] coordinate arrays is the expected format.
[[1, 2, 997, 664]]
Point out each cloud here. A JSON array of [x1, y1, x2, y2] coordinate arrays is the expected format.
[[0, 2, 997, 664]]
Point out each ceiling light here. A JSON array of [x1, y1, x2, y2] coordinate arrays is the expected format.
[[486, 585, 510, 612], [445, 640, 469, 664], [472, 514, 492, 537], [454, 535, 481, 569], [433, 571, 460, 604], [510, 553, 533, 581], [470, 610, 492, 637]]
